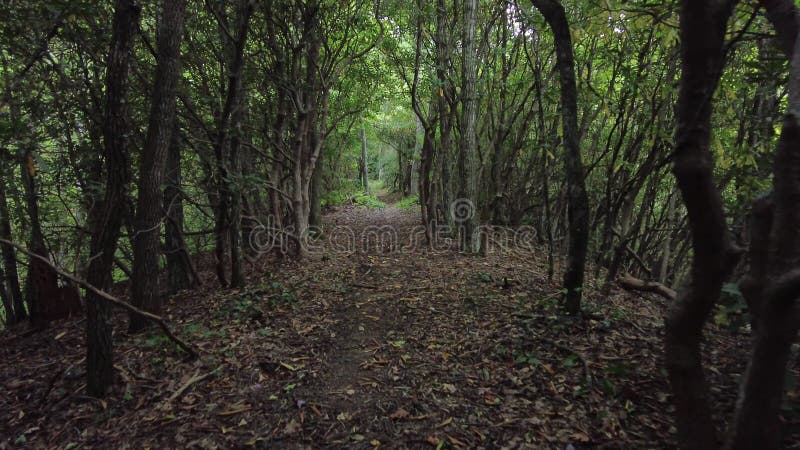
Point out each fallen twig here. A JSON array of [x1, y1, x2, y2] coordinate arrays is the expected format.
[[169, 367, 219, 402]]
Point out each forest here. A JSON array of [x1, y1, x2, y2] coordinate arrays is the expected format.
[[0, 0, 799, 448]]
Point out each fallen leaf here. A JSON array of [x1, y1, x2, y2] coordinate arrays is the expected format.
[[389, 407, 410, 420], [283, 419, 301, 435]]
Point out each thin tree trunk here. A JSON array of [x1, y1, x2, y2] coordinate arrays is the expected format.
[[531, 0, 589, 314], [85, 0, 140, 397], [20, 148, 49, 326], [129, 0, 187, 333], [164, 125, 194, 293], [213, 0, 252, 282], [0, 163, 25, 323], [309, 153, 323, 228], [458, 0, 480, 254], [658, 190, 676, 283], [361, 119, 369, 194]]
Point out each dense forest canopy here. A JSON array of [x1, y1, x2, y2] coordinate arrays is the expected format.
[[1, 0, 799, 448]]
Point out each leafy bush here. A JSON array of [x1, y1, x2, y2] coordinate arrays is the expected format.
[[713, 282, 750, 332], [395, 194, 419, 210], [321, 189, 353, 207], [353, 193, 386, 209]]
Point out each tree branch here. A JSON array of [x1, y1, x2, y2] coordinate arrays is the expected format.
[[0, 238, 198, 358]]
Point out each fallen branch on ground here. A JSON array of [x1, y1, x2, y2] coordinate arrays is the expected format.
[[169, 367, 219, 401], [618, 273, 677, 301], [0, 238, 199, 358]]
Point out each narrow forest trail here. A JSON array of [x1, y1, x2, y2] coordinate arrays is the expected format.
[[0, 203, 778, 449]]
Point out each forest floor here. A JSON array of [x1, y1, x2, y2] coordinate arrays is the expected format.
[[1, 201, 798, 449]]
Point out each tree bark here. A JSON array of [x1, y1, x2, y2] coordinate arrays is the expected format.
[[309, 152, 323, 228], [458, 0, 481, 254], [665, 1, 739, 447], [213, 0, 252, 281], [0, 162, 25, 323], [85, 0, 140, 397], [361, 119, 369, 194], [129, 0, 187, 333], [20, 148, 50, 326], [164, 125, 195, 294], [531, 0, 590, 315], [729, 2, 800, 447]]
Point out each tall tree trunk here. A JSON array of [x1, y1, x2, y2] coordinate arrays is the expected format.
[[657, 189, 676, 283], [361, 119, 369, 194], [0, 271, 12, 325], [434, 0, 451, 225], [85, 0, 140, 397], [309, 152, 323, 228], [227, 29, 248, 289], [213, 0, 253, 282], [458, 0, 480, 254], [531, 0, 590, 314], [0, 162, 25, 323], [665, 1, 739, 448], [164, 125, 195, 293], [20, 148, 49, 326], [129, 0, 187, 333], [729, 1, 800, 447]]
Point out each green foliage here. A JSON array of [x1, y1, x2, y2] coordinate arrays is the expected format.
[[321, 189, 354, 207], [395, 194, 419, 210], [353, 192, 386, 209], [514, 353, 541, 367], [713, 282, 750, 332]]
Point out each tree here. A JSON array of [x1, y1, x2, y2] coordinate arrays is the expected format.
[[129, 0, 188, 333], [530, 0, 589, 315], [458, 0, 481, 254], [0, 160, 24, 324], [85, 0, 141, 397]]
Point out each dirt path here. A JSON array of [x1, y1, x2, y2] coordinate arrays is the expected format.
[[2, 203, 788, 449]]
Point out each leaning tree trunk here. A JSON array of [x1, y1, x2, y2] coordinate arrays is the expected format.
[[85, 0, 140, 397], [665, 1, 740, 448], [531, 0, 590, 315]]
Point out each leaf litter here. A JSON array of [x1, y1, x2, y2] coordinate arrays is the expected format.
[[1, 204, 798, 448]]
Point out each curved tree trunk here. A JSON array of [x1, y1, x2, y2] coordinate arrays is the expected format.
[[665, 1, 739, 448], [531, 0, 590, 315]]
